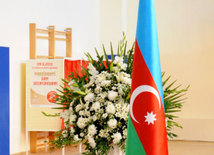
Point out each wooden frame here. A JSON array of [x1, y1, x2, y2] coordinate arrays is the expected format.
[[28, 23, 72, 153], [29, 23, 72, 59]]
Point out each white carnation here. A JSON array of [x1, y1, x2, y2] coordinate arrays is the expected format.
[[70, 127, 75, 134], [102, 113, 108, 119], [95, 86, 102, 94], [74, 134, 80, 142], [62, 130, 68, 138], [79, 110, 85, 116], [88, 124, 97, 136], [60, 110, 69, 121], [88, 136, 96, 148], [91, 102, 100, 111], [69, 114, 77, 124], [123, 129, 127, 138], [101, 80, 111, 87], [77, 117, 88, 129], [106, 104, 116, 114], [75, 104, 83, 112], [80, 133, 85, 137], [84, 92, 95, 102], [108, 91, 118, 101], [112, 132, 122, 144], [107, 119, 117, 129]]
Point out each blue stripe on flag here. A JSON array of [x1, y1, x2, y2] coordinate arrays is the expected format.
[[136, 0, 164, 107]]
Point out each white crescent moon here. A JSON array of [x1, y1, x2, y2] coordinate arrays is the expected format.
[[130, 85, 161, 123]]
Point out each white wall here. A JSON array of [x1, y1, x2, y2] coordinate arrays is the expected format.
[[0, 0, 100, 154]]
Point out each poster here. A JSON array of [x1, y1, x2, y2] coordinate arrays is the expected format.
[[29, 59, 63, 107]]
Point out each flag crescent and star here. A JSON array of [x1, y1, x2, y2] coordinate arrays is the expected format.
[[126, 0, 168, 155]]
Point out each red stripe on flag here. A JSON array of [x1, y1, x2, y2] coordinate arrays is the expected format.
[[130, 41, 168, 155]]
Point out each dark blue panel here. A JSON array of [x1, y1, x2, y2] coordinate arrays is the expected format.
[[0, 47, 9, 155]]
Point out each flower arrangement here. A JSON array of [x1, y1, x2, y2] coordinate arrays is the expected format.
[[43, 34, 189, 154]]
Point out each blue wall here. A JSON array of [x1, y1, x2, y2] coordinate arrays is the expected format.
[[0, 47, 9, 154]]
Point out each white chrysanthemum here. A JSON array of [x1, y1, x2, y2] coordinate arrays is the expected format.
[[96, 74, 106, 83], [70, 127, 75, 134], [69, 114, 77, 124], [91, 101, 100, 111], [88, 124, 97, 136], [80, 133, 84, 137], [79, 110, 85, 116], [106, 104, 116, 114], [74, 134, 80, 142], [99, 129, 105, 138], [108, 91, 118, 101], [88, 136, 96, 148], [77, 117, 88, 129], [75, 104, 83, 112], [123, 129, 127, 138], [112, 132, 122, 144], [107, 119, 117, 129], [62, 130, 68, 138], [60, 110, 69, 121], [95, 86, 102, 94], [101, 80, 111, 87], [102, 113, 108, 119], [84, 92, 95, 102], [92, 115, 97, 121]]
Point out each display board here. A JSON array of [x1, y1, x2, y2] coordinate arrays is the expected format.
[[0, 47, 9, 154], [26, 58, 84, 131]]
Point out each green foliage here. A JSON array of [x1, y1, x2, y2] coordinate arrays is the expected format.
[[162, 72, 190, 138]]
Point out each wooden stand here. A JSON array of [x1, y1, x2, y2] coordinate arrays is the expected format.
[[29, 23, 72, 153]]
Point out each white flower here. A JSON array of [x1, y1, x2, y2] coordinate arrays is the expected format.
[[106, 104, 116, 114], [113, 56, 123, 65], [88, 124, 97, 136], [62, 130, 68, 138], [80, 133, 85, 137], [75, 104, 83, 112], [107, 119, 117, 129], [108, 91, 118, 101], [69, 114, 77, 124], [79, 110, 85, 116], [74, 134, 80, 142], [123, 129, 127, 138], [96, 74, 106, 83], [91, 102, 100, 111], [77, 117, 88, 129], [88, 136, 96, 148], [121, 63, 127, 70], [88, 63, 99, 76], [92, 115, 97, 121], [84, 92, 95, 102], [101, 80, 111, 87], [60, 110, 69, 121], [99, 129, 105, 138], [70, 127, 75, 134], [112, 132, 122, 144], [102, 113, 108, 119], [95, 86, 102, 94]]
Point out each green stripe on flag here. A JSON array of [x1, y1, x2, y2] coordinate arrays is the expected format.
[[126, 116, 146, 155]]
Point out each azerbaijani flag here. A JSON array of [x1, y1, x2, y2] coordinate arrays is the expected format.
[[126, 0, 168, 155]]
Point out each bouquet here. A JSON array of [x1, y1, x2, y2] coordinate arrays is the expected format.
[[44, 34, 189, 154]]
